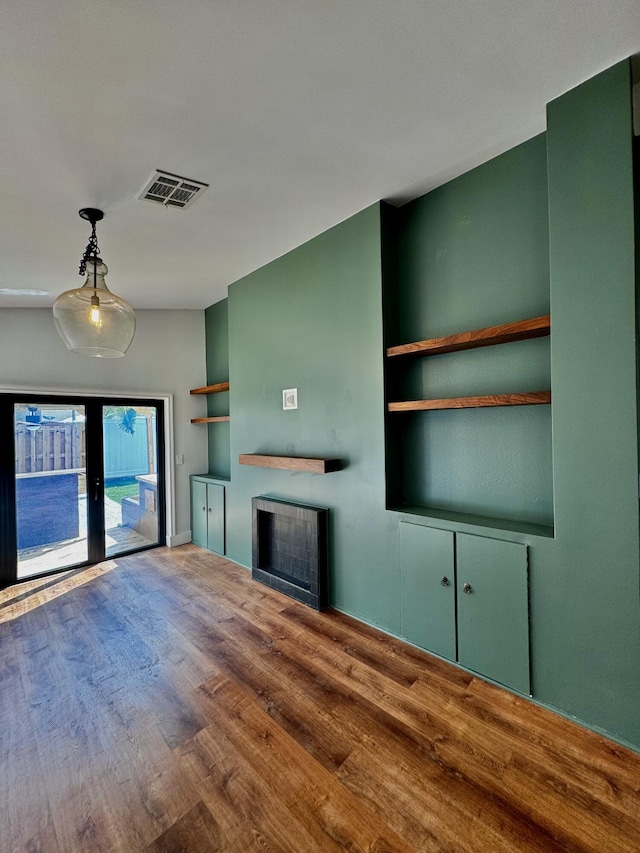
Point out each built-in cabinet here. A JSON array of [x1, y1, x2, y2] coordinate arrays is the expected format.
[[191, 475, 227, 555], [399, 521, 530, 694]]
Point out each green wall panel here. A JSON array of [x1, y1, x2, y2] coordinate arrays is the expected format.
[[400, 404, 553, 527], [204, 299, 230, 478], [394, 134, 550, 346], [531, 59, 640, 743], [226, 204, 400, 632]]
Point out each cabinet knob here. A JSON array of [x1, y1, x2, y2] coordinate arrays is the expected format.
[[202, 506, 206, 511], [463, 582, 473, 594], [208, 507, 212, 512], [440, 576, 449, 586]]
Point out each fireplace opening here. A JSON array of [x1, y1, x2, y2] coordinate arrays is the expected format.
[[252, 496, 328, 610]]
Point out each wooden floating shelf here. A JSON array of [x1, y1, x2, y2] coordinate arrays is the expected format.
[[190, 381, 230, 395], [191, 416, 231, 424], [386, 315, 550, 359], [239, 454, 341, 473], [388, 391, 551, 412]]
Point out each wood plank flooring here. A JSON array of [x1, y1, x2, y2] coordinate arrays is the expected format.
[[2, 544, 640, 852]]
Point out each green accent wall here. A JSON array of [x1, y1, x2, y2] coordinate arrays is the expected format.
[[392, 135, 551, 345], [203, 59, 640, 750], [204, 299, 230, 479], [226, 206, 401, 631], [388, 134, 553, 528]]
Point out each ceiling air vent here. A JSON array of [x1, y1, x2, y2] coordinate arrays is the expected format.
[[137, 170, 209, 210]]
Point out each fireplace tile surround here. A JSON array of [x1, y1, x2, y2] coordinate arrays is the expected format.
[[251, 496, 328, 610]]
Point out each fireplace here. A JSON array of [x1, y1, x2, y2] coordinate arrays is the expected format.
[[251, 496, 328, 610]]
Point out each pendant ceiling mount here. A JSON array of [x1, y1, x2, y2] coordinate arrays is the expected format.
[[52, 209, 136, 358], [78, 208, 104, 223]]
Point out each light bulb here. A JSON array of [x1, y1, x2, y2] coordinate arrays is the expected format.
[[89, 293, 102, 327]]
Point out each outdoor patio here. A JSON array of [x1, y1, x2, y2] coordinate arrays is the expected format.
[[17, 494, 156, 579]]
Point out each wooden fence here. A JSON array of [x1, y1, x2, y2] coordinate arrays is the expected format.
[[103, 417, 153, 478], [15, 423, 86, 474]]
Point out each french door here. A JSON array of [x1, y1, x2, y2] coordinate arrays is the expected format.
[[0, 394, 165, 587]]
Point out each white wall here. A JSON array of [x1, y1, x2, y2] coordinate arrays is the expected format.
[[0, 308, 209, 540]]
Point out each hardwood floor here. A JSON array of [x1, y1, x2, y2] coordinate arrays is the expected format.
[[2, 545, 640, 852]]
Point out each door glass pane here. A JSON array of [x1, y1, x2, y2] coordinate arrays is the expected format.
[[15, 403, 88, 578], [103, 405, 159, 557]]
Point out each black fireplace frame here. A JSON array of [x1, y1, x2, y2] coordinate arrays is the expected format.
[[251, 496, 328, 610]]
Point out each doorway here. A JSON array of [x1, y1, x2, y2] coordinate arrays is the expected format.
[[0, 394, 165, 586]]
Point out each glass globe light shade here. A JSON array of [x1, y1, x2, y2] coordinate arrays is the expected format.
[[53, 259, 136, 357]]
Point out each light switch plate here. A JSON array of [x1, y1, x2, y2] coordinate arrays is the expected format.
[[282, 388, 298, 410]]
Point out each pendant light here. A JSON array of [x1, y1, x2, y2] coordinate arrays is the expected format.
[[53, 208, 136, 357]]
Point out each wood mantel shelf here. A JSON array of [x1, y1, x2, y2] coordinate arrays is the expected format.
[[190, 381, 230, 395], [388, 391, 551, 412], [191, 416, 231, 424], [386, 315, 550, 359], [239, 454, 341, 473]]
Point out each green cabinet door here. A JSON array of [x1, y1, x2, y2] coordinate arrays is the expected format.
[[191, 479, 208, 549], [399, 522, 456, 661], [191, 477, 226, 555], [205, 483, 225, 555], [456, 533, 530, 695]]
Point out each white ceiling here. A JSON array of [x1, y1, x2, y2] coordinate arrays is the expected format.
[[1, 1, 639, 310]]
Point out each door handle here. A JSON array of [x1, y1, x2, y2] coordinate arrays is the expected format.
[[93, 477, 101, 501]]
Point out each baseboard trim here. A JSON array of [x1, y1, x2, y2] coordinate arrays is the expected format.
[[167, 531, 191, 547]]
